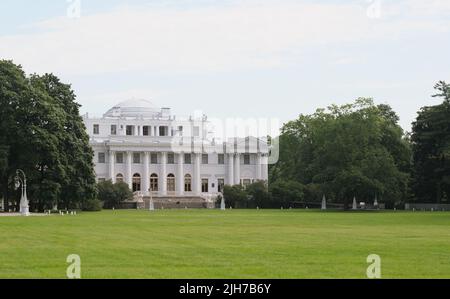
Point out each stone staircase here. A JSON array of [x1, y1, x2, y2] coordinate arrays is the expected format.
[[140, 196, 215, 209]]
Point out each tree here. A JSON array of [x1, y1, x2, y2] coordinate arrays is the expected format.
[[0, 60, 29, 209], [269, 180, 304, 207], [32, 74, 97, 209], [114, 182, 133, 204], [270, 98, 411, 208], [0, 60, 96, 211], [246, 181, 271, 208], [223, 185, 247, 208], [97, 180, 133, 209], [411, 82, 450, 203]]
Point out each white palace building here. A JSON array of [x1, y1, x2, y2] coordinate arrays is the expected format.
[[83, 99, 270, 208]]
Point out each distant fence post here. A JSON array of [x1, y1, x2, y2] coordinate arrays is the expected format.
[[405, 203, 450, 211]]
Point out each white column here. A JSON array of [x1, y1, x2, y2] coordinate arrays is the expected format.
[[262, 154, 269, 181], [126, 151, 132, 190], [227, 153, 234, 185], [143, 152, 150, 195], [109, 150, 115, 183], [256, 153, 262, 181], [234, 153, 241, 185], [160, 152, 167, 196], [177, 153, 184, 196], [194, 153, 201, 195]]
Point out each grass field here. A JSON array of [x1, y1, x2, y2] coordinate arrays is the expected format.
[[0, 209, 449, 278]]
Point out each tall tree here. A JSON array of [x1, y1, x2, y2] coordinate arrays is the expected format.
[[411, 82, 450, 203], [270, 98, 411, 208], [0, 60, 29, 208], [0, 60, 96, 211]]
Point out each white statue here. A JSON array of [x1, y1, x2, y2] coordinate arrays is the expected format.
[[149, 197, 155, 211], [321, 195, 327, 210], [220, 196, 225, 211]]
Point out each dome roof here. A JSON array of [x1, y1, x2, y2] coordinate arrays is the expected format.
[[104, 99, 161, 118]]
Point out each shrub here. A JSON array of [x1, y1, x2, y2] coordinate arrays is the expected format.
[[97, 180, 133, 209], [81, 198, 103, 211], [269, 180, 305, 207], [223, 185, 247, 208], [114, 182, 134, 203], [246, 181, 271, 208]]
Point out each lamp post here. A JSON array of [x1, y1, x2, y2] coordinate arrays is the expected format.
[[14, 169, 29, 216]]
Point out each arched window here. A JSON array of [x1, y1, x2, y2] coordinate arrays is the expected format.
[[184, 174, 192, 192], [132, 173, 141, 192], [116, 173, 124, 183], [167, 173, 175, 192], [150, 173, 158, 191]]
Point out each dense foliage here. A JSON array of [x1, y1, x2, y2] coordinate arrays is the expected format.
[[81, 198, 103, 212], [223, 181, 300, 208], [2, 58, 449, 210], [97, 180, 133, 209], [0, 60, 96, 211], [270, 98, 412, 208], [411, 81, 450, 203]]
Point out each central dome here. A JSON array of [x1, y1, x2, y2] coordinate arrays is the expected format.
[[104, 99, 161, 118]]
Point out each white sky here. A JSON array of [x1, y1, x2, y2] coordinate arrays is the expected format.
[[1, 0, 450, 131]]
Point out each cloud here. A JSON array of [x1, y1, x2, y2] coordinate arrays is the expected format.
[[1, 0, 449, 75]]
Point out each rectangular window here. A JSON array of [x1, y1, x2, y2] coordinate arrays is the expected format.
[[184, 175, 192, 192], [178, 126, 183, 136], [98, 152, 106, 164], [116, 153, 124, 164], [133, 153, 141, 164], [159, 126, 168, 136], [93, 124, 99, 135], [151, 153, 158, 164], [244, 154, 250, 165], [218, 178, 225, 193], [184, 154, 192, 164], [201, 179, 209, 193], [143, 126, 150, 136], [126, 125, 134, 136], [193, 126, 200, 137], [202, 154, 208, 164], [167, 153, 175, 164], [218, 154, 225, 165], [111, 125, 117, 135]]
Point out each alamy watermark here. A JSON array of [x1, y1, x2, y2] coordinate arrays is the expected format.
[[167, 114, 281, 164], [366, 254, 381, 278], [67, 0, 82, 19], [66, 254, 81, 279], [366, 0, 382, 19]]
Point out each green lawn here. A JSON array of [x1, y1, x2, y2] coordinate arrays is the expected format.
[[0, 209, 449, 278]]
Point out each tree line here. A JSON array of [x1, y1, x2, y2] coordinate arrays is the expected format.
[[226, 84, 450, 208], [1, 60, 449, 210]]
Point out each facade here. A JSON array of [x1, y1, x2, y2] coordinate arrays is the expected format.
[[83, 99, 269, 200]]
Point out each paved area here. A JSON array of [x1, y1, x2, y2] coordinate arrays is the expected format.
[[0, 213, 49, 217]]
